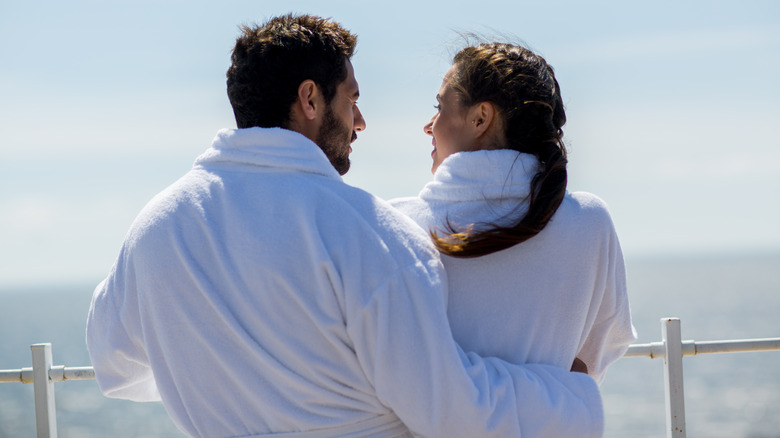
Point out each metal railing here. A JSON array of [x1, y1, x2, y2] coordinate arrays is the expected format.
[[2, 317, 779, 438], [621, 318, 780, 437]]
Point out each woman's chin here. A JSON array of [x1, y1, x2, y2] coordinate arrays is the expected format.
[[431, 159, 441, 174]]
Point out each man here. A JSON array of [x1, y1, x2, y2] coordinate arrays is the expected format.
[[87, 14, 604, 438]]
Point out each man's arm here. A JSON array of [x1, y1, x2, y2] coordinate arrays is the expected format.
[[347, 259, 603, 438], [86, 262, 161, 402]]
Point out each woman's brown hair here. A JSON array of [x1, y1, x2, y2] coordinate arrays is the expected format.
[[432, 43, 568, 258]]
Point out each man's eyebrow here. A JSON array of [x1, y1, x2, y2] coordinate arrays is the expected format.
[[352, 90, 360, 99]]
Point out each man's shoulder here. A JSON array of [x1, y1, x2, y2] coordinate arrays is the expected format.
[[324, 186, 437, 259], [386, 196, 423, 213], [121, 169, 214, 240], [340, 188, 430, 241]]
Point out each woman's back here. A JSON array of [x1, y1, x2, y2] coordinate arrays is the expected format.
[[391, 150, 636, 383]]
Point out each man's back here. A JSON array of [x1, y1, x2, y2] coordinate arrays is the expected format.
[[88, 128, 441, 436]]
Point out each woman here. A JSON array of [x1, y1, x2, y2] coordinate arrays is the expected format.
[[390, 43, 636, 383]]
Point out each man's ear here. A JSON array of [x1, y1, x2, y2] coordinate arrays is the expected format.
[[288, 80, 324, 141], [296, 79, 321, 121]]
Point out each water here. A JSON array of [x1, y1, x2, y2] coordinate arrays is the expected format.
[[600, 253, 780, 437], [1, 254, 779, 437]]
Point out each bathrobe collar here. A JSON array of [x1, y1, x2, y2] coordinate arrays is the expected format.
[[418, 149, 540, 202], [194, 127, 342, 180]]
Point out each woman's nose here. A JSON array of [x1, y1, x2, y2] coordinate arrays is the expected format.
[[423, 117, 434, 136]]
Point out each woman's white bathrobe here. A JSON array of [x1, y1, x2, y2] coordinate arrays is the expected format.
[[86, 128, 604, 438], [391, 150, 637, 384]]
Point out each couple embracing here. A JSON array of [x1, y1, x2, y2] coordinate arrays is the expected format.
[[86, 13, 635, 438]]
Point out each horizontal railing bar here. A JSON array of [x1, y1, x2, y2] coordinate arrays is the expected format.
[[692, 338, 780, 354], [2, 338, 778, 383], [0, 366, 95, 384], [0, 368, 33, 383], [49, 366, 96, 382], [624, 337, 780, 359], [624, 342, 666, 358]]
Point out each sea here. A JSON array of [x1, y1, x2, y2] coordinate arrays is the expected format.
[[1, 253, 779, 438]]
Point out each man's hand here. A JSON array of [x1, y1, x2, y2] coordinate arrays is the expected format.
[[570, 357, 588, 374]]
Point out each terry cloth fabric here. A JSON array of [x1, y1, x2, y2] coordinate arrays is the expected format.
[[87, 128, 604, 438], [245, 416, 412, 438], [391, 149, 638, 384]]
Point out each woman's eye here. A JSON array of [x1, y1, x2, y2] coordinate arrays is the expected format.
[[433, 104, 441, 110]]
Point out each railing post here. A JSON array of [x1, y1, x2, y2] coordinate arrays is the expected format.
[[662, 318, 686, 438], [31, 343, 58, 438]]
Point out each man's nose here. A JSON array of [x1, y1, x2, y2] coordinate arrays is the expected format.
[[354, 105, 366, 132]]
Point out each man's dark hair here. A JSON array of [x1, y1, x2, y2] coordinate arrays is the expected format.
[[226, 14, 357, 129]]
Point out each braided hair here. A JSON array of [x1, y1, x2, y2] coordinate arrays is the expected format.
[[432, 43, 568, 258]]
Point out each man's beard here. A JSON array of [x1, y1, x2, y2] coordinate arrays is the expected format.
[[316, 106, 353, 175]]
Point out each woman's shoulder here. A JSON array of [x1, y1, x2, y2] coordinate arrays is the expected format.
[[560, 191, 616, 225], [567, 191, 609, 209]]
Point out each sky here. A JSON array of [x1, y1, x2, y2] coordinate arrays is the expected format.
[[1, 0, 779, 288]]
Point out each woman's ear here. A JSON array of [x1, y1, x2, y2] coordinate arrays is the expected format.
[[469, 102, 498, 140]]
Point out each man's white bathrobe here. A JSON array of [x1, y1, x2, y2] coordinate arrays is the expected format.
[[87, 128, 603, 438], [391, 150, 637, 385]]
